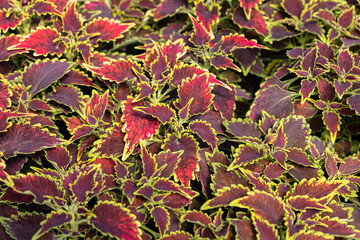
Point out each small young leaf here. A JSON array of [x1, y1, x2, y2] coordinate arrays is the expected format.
[[62, 2, 82, 36], [151, 206, 170, 236], [189, 14, 213, 46], [188, 120, 218, 149]]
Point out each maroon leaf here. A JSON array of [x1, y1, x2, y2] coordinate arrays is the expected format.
[[0, 12, 23, 32], [151, 206, 169, 236], [153, 178, 189, 196], [230, 217, 257, 240], [13, 28, 66, 56], [264, 162, 285, 179], [339, 156, 360, 175], [21, 60, 71, 97], [189, 120, 217, 149], [233, 7, 268, 36], [293, 100, 317, 119], [27, 0, 61, 15], [231, 191, 286, 225], [134, 103, 176, 123], [300, 79, 316, 102], [164, 134, 199, 186], [182, 210, 212, 227], [211, 54, 240, 71], [69, 125, 94, 142], [287, 148, 313, 166], [348, 94, 360, 115], [338, 7, 353, 29], [189, 14, 212, 46], [34, 211, 72, 238], [294, 232, 335, 240], [229, 144, 265, 170], [282, 0, 304, 17], [215, 33, 264, 54], [91, 201, 141, 240], [62, 2, 82, 36], [287, 196, 327, 211], [338, 50, 354, 74], [268, 24, 298, 40], [325, 150, 338, 177], [0, 81, 10, 110], [85, 18, 134, 45], [155, 150, 182, 179], [202, 185, 248, 209], [175, 74, 213, 116], [28, 99, 52, 111], [317, 77, 335, 102], [141, 144, 156, 179], [249, 85, 294, 122], [0, 123, 63, 159], [212, 163, 251, 192], [282, 115, 310, 150], [290, 178, 345, 199], [70, 167, 103, 203], [311, 217, 358, 236], [239, 0, 261, 19], [46, 86, 84, 112], [12, 173, 64, 204], [0, 35, 25, 61], [160, 231, 192, 240], [195, 2, 218, 32], [122, 98, 160, 159], [46, 146, 71, 170], [60, 70, 97, 88], [3, 213, 46, 240], [323, 111, 340, 142], [334, 79, 351, 98], [224, 118, 261, 140], [151, 0, 186, 20], [162, 193, 192, 209], [253, 217, 278, 240]]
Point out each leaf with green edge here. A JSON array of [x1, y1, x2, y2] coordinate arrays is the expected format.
[[214, 33, 265, 54], [281, 115, 310, 150], [253, 216, 278, 240], [266, 24, 299, 41], [230, 217, 257, 240], [211, 54, 240, 71], [0, 35, 26, 61], [300, 79, 316, 102], [27, 0, 61, 15], [45, 85, 84, 112], [171, 63, 206, 87], [241, 169, 273, 193], [211, 163, 251, 192], [21, 60, 71, 98], [189, 14, 213, 46], [348, 93, 360, 115], [325, 150, 338, 177], [338, 7, 354, 29], [174, 74, 213, 117], [233, 7, 268, 36], [334, 79, 351, 98], [0, 123, 63, 159], [151, 0, 187, 21], [224, 118, 261, 140], [151, 206, 170, 236], [317, 77, 335, 102], [91, 201, 141, 240], [12, 173, 64, 204], [88, 58, 141, 83], [289, 178, 346, 200], [0, 81, 10, 110], [164, 134, 199, 186], [229, 144, 265, 170], [293, 100, 317, 119], [160, 231, 192, 240], [201, 185, 248, 210], [45, 146, 71, 170], [249, 85, 294, 122], [287, 148, 313, 166], [188, 120, 218, 149], [34, 211, 73, 239], [12, 28, 66, 56], [3, 212, 48, 240], [230, 191, 286, 225], [195, 1, 219, 32], [85, 18, 135, 45], [153, 178, 190, 197], [282, 0, 304, 18], [28, 99, 52, 111], [294, 232, 333, 240], [162, 192, 192, 209], [323, 111, 340, 143], [264, 162, 285, 179], [287, 196, 328, 211], [70, 167, 103, 203], [339, 155, 360, 175], [154, 150, 182, 179], [239, 0, 262, 19], [272, 124, 286, 149], [62, 1, 82, 36], [141, 143, 156, 179], [122, 97, 160, 160], [0, 0, 11, 11], [135, 185, 154, 199], [181, 210, 212, 227], [134, 103, 176, 123], [135, 82, 156, 101], [338, 50, 354, 74], [59, 69, 97, 88], [69, 125, 93, 142], [0, 12, 24, 33], [310, 217, 359, 237]]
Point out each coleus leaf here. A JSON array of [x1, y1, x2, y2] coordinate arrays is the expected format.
[[0, 35, 26, 61], [0, 11, 23, 33], [153, 178, 190, 196], [334, 79, 351, 98], [151, 0, 187, 21], [174, 74, 213, 117], [0, 81, 10, 110], [239, 0, 262, 19], [253, 216, 278, 240], [230, 217, 257, 240], [33, 211, 73, 239], [213, 33, 265, 54], [293, 232, 333, 240], [249, 85, 294, 122], [323, 111, 340, 143], [60, 69, 97, 88], [233, 7, 268, 36], [160, 231, 192, 240], [69, 125, 94, 142], [339, 155, 360, 175], [287, 196, 328, 211], [122, 97, 160, 159], [28, 99, 52, 111], [154, 150, 182, 179], [229, 144, 265, 170], [162, 192, 192, 209], [264, 162, 285, 179], [300, 79, 316, 102], [189, 14, 213, 46], [310, 217, 359, 237], [134, 103, 176, 123], [85, 18, 135, 45], [348, 93, 360, 115], [45, 146, 72, 170], [211, 54, 240, 71], [201, 185, 248, 209], [338, 7, 354, 29], [141, 143, 156, 179], [282, 0, 304, 18], [0, 111, 27, 132], [181, 210, 212, 227], [45, 85, 84, 112], [0, 123, 63, 159], [151, 206, 170, 236], [62, 1, 82, 36], [12, 173, 64, 204], [21, 60, 71, 97], [91, 201, 141, 240], [195, 2, 218, 32], [27, 0, 61, 15], [230, 191, 286, 225], [287, 148, 313, 166], [224, 117, 262, 140], [13, 28, 66, 56], [164, 133, 199, 186], [188, 120, 217, 149], [211, 163, 251, 192], [281, 115, 310, 150]]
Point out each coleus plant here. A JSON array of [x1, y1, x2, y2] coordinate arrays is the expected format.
[[1, 0, 360, 240]]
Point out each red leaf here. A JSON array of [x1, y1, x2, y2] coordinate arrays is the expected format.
[[287, 196, 328, 211], [231, 191, 286, 225], [293, 100, 317, 119], [230, 218, 257, 240], [211, 54, 240, 71], [189, 14, 213, 46], [91, 201, 141, 240], [338, 7, 353, 29], [141, 144, 156, 179], [134, 103, 176, 123], [0, 35, 25, 61], [175, 74, 213, 116], [122, 98, 160, 159], [0, 123, 63, 159], [195, 2, 218, 32], [151, 206, 169, 236], [317, 77, 335, 102], [325, 150, 338, 177], [182, 210, 212, 227], [164, 134, 199, 186], [151, 0, 186, 21], [162, 192, 192, 209], [45, 86, 84, 112], [46, 0, 68, 12], [62, 2, 82, 36], [12, 173, 64, 204], [282, 0, 304, 17], [202, 185, 248, 209], [0, 12, 23, 32], [0, 81, 10, 110], [323, 111, 340, 143], [215, 33, 265, 54], [233, 7, 268, 36], [28, 99, 52, 111], [189, 120, 218, 149], [70, 167, 103, 203], [294, 232, 335, 240], [46, 146, 71, 170], [249, 85, 294, 121], [239, 0, 261, 19], [14, 28, 66, 56], [21, 60, 71, 97], [229, 144, 265, 169], [290, 178, 345, 199], [253, 217, 278, 240], [60, 70, 97, 88], [85, 18, 134, 45], [153, 178, 189, 196], [34, 211, 72, 238]]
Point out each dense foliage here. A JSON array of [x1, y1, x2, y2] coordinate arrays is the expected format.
[[1, 0, 360, 239]]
